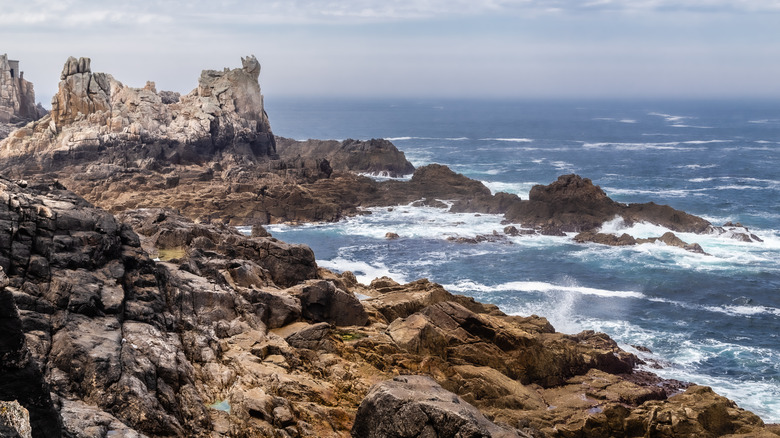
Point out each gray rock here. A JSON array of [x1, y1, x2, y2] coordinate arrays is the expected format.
[[298, 280, 368, 326], [0, 401, 32, 438], [351, 375, 525, 438]]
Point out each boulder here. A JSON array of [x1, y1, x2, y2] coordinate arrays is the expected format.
[[0, 401, 32, 438], [296, 280, 368, 326], [277, 137, 415, 177], [351, 375, 529, 438]]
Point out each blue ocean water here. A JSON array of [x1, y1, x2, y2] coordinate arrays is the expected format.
[[262, 98, 780, 421]]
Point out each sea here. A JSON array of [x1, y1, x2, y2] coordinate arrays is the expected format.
[[256, 98, 780, 422]]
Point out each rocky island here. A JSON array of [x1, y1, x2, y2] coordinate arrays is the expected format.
[[1, 55, 777, 437]]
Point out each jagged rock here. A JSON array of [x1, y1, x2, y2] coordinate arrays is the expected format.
[[1, 54, 41, 125], [0, 401, 32, 438], [351, 375, 530, 438], [277, 137, 415, 177], [295, 280, 368, 326], [0, 55, 276, 172]]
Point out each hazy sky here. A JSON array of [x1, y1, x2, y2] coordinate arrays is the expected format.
[[2, 0, 780, 104]]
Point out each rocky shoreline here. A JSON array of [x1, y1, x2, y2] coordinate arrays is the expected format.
[[1, 55, 777, 437]]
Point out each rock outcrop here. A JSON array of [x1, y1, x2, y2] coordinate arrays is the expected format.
[[0, 177, 774, 437], [0, 55, 275, 174], [277, 137, 415, 177], [352, 375, 529, 438], [0, 401, 33, 438], [0, 54, 41, 125]]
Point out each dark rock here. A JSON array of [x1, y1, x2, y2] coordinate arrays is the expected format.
[[297, 280, 368, 326], [351, 375, 527, 438], [277, 137, 415, 177]]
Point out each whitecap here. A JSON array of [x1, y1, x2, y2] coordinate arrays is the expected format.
[[671, 124, 713, 129], [481, 137, 534, 143], [619, 119, 637, 123], [444, 279, 645, 299], [318, 256, 409, 285], [481, 181, 537, 196]]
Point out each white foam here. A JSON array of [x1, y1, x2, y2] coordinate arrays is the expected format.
[[649, 112, 691, 123], [604, 187, 709, 198], [582, 141, 695, 151], [678, 164, 718, 170], [332, 204, 508, 241], [481, 181, 533, 196], [671, 124, 713, 129], [357, 172, 412, 181], [444, 279, 646, 299], [318, 256, 409, 285], [482, 137, 534, 143], [620, 119, 637, 123], [682, 139, 731, 144]]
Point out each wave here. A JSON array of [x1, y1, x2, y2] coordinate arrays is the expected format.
[[570, 318, 780, 423], [444, 279, 646, 299], [682, 140, 731, 144], [582, 141, 697, 151], [649, 112, 692, 123], [357, 172, 412, 181], [593, 118, 637, 124], [481, 180, 537, 196], [384, 136, 470, 141], [318, 256, 409, 285], [481, 137, 534, 143], [679, 164, 719, 169], [671, 124, 713, 129], [604, 187, 710, 198]]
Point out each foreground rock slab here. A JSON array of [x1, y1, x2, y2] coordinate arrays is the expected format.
[[352, 375, 530, 438]]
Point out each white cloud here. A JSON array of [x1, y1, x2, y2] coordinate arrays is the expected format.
[[2, 0, 779, 29]]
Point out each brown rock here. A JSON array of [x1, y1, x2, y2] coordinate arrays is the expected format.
[[351, 375, 530, 438]]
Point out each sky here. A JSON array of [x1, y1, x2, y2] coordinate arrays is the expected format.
[[2, 0, 780, 104]]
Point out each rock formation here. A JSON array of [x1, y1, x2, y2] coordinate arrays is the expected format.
[[0, 54, 46, 141], [0, 54, 40, 125], [277, 137, 415, 177], [0, 55, 275, 173], [0, 176, 775, 437], [0, 401, 33, 438]]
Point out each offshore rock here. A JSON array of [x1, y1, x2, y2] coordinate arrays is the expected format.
[[277, 137, 415, 177]]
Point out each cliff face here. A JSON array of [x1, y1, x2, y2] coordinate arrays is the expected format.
[[0, 54, 43, 129], [0, 55, 275, 172]]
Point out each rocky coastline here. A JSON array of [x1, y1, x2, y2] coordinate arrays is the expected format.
[[1, 55, 777, 437]]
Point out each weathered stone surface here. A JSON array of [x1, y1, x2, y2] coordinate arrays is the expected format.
[[1, 54, 43, 126], [277, 137, 415, 177], [295, 280, 368, 326], [0, 55, 275, 172], [352, 375, 529, 438], [0, 401, 33, 438]]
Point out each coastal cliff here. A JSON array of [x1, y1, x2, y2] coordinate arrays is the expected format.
[[0, 55, 777, 437]]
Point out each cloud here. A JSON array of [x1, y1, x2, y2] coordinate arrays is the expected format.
[[2, 0, 779, 29]]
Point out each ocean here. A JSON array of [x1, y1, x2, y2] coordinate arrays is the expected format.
[[257, 97, 780, 422]]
